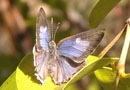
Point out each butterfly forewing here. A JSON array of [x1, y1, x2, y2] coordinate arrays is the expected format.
[[36, 8, 50, 51], [57, 29, 104, 63]]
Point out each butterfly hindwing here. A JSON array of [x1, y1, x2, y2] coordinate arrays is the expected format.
[[33, 46, 48, 83], [57, 29, 104, 63], [52, 56, 85, 84]]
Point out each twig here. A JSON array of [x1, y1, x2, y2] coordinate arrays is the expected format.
[[114, 17, 130, 90]]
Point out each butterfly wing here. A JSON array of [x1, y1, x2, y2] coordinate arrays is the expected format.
[[51, 29, 104, 84], [57, 29, 104, 63], [33, 8, 50, 84], [33, 8, 105, 85], [35, 8, 50, 51], [33, 46, 48, 84], [52, 56, 85, 84]]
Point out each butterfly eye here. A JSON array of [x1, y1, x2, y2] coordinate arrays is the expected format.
[[49, 41, 56, 49]]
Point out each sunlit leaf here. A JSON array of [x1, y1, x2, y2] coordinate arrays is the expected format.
[[16, 54, 63, 90]]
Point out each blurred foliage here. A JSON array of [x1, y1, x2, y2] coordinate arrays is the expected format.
[[15, 0, 29, 18], [89, 0, 120, 28], [0, 0, 130, 89], [0, 54, 19, 85]]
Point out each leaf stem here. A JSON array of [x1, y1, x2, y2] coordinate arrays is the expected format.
[[114, 18, 130, 90]]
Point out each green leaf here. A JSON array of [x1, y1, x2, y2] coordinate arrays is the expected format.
[[89, 0, 120, 28], [1, 54, 118, 90], [95, 67, 116, 83], [16, 54, 63, 90], [94, 67, 116, 90], [0, 72, 17, 90], [95, 67, 130, 90], [63, 56, 119, 90], [65, 84, 80, 90]]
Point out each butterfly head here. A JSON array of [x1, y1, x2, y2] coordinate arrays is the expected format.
[[48, 40, 57, 56], [49, 41, 56, 48]]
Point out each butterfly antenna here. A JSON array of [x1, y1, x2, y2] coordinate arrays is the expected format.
[[54, 22, 60, 40], [51, 18, 54, 40]]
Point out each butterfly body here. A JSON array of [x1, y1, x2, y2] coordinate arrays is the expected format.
[[48, 41, 57, 57], [33, 8, 104, 85]]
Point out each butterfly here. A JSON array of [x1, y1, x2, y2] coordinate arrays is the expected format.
[[33, 7, 104, 85]]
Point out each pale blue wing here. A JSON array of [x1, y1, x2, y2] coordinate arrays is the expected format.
[[58, 39, 90, 58], [52, 56, 85, 84], [36, 8, 50, 51], [33, 46, 48, 84], [57, 38, 90, 63], [37, 26, 50, 50], [57, 29, 104, 63]]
